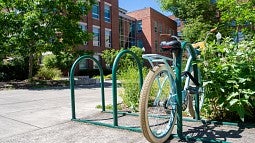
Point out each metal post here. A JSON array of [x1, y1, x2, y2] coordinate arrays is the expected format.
[[175, 49, 183, 139], [112, 49, 143, 126]]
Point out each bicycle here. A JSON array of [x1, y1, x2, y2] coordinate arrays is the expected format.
[[139, 34, 206, 143]]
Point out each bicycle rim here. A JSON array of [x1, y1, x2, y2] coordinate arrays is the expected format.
[[139, 65, 177, 143]]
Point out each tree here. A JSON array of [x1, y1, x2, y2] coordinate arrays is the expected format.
[[0, 0, 94, 79], [181, 16, 211, 42], [157, 0, 217, 23], [217, 0, 255, 36], [157, 0, 217, 42], [102, 46, 144, 71]]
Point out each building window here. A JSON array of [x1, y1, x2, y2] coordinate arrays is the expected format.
[[137, 40, 143, 48], [159, 23, 162, 34], [105, 28, 111, 48], [79, 59, 88, 70], [165, 27, 169, 34], [155, 40, 158, 52], [104, 3, 111, 23], [154, 21, 158, 33], [93, 26, 100, 46], [177, 31, 182, 37], [93, 55, 100, 69], [92, 2, 99, 19], [79, 22, 88, 45], [169, 29, 174, 35], [137, 20, 142, 33], [175, 18, 181, 27], [210, 0, 216, 4]]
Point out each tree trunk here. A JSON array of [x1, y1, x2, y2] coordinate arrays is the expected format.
[[28, 53, 34, 79]]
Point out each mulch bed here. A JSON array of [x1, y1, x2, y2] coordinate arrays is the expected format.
[[0, 80, 69, 90]]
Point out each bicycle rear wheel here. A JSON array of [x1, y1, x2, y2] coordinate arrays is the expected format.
[[181, 45, 205, 118], [139, 64, 177, 143]]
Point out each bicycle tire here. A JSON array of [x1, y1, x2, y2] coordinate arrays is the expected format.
[[181, 45, 205, 118], [139, 64, 177, 143]]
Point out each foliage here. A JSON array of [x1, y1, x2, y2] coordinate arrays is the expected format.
[[118, 66, 148, 111], [0, 0, 94, 79], [42, 50, 94, 73], [0, 56, 29, 81], [157, 0, 217, 42], [217, 0, 255, 35], [102, 46, 144, 71], [35, 67, 62, 80], [102, 46, 145, 111], [157, 0, 217, 23], [101, 48, 119, 68], [42, 54, 57, 69], [200, 38, 255, 122], [181, 16, 211, 42]]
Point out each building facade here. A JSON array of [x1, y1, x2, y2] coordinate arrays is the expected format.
[[78, 2, 177, 71], [126, 8, 177, 55], [78, 0, 119, 70]]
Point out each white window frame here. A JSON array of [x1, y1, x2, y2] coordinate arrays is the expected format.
[[93, 54, 100, 69], [105, 28, 111, 48], [92, 1, 100, 19], [93, 25, 100, 47], [79, 22, 88, 45], [79, 59, 88, 70], [104, 3, 111, 23]]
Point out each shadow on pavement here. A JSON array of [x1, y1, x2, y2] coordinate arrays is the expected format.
[[165, 121, 251, 143]]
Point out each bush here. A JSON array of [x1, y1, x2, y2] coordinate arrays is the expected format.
[[200, 38, 255, 122], [42, 54, 57, 69], [35, 67, 62, 80], [0, 56, 29, 81], [118, 66, 148, 112]]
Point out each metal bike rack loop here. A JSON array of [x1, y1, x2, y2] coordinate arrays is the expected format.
[[69, 50, 143, 131], [70, 55, 105, 120], [112, 49, 143, 126]]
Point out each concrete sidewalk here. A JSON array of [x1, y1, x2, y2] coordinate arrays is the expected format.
[[0, 84, 150, 143], [0, 83, 254, 143]]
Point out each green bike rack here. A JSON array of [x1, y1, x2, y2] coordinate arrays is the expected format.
[[69, 50, 243, 143], [70, 55, 105, 120], [112, 49, 143, 126], [70, 50, 143, 131]]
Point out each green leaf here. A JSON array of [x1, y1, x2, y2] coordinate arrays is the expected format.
[[238, 78, 246, 83], [227, 92, 239, 101], [227, 80, 236, 84], [229, 98, 239, 106]]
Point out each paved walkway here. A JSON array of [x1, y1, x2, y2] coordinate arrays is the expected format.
[[0, 83, 254, 143]]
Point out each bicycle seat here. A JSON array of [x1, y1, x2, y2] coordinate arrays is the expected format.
[[160, 40, 181, 51]]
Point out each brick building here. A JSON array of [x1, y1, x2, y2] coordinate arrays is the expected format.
[[78, 2, 177, 71], [169, 15, 184, 38], [78, 0, 119, 70], [126, 8, 177, 55]]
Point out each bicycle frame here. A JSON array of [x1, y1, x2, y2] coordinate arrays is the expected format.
[[142, 42, 199, 106]]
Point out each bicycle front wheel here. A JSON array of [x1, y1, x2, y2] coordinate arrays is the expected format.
[[139, 64, 177, 143]]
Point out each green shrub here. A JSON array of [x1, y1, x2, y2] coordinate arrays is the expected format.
[[200, 38, 255, 122], [42, 54, 57, 69], [36, 67, 62, 80], [0, 56, 29, 81], [118, 66, 148, 112]]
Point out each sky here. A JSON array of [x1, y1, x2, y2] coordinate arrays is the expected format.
[[118, 0, 172, 16]]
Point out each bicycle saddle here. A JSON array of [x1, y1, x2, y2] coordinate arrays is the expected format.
[[160, 40, 181, 51]]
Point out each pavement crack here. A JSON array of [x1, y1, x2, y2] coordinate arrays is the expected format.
[[0, 114, 42, 129]]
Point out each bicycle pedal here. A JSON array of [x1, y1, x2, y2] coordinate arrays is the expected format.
[[188, 86, 199, 94]]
